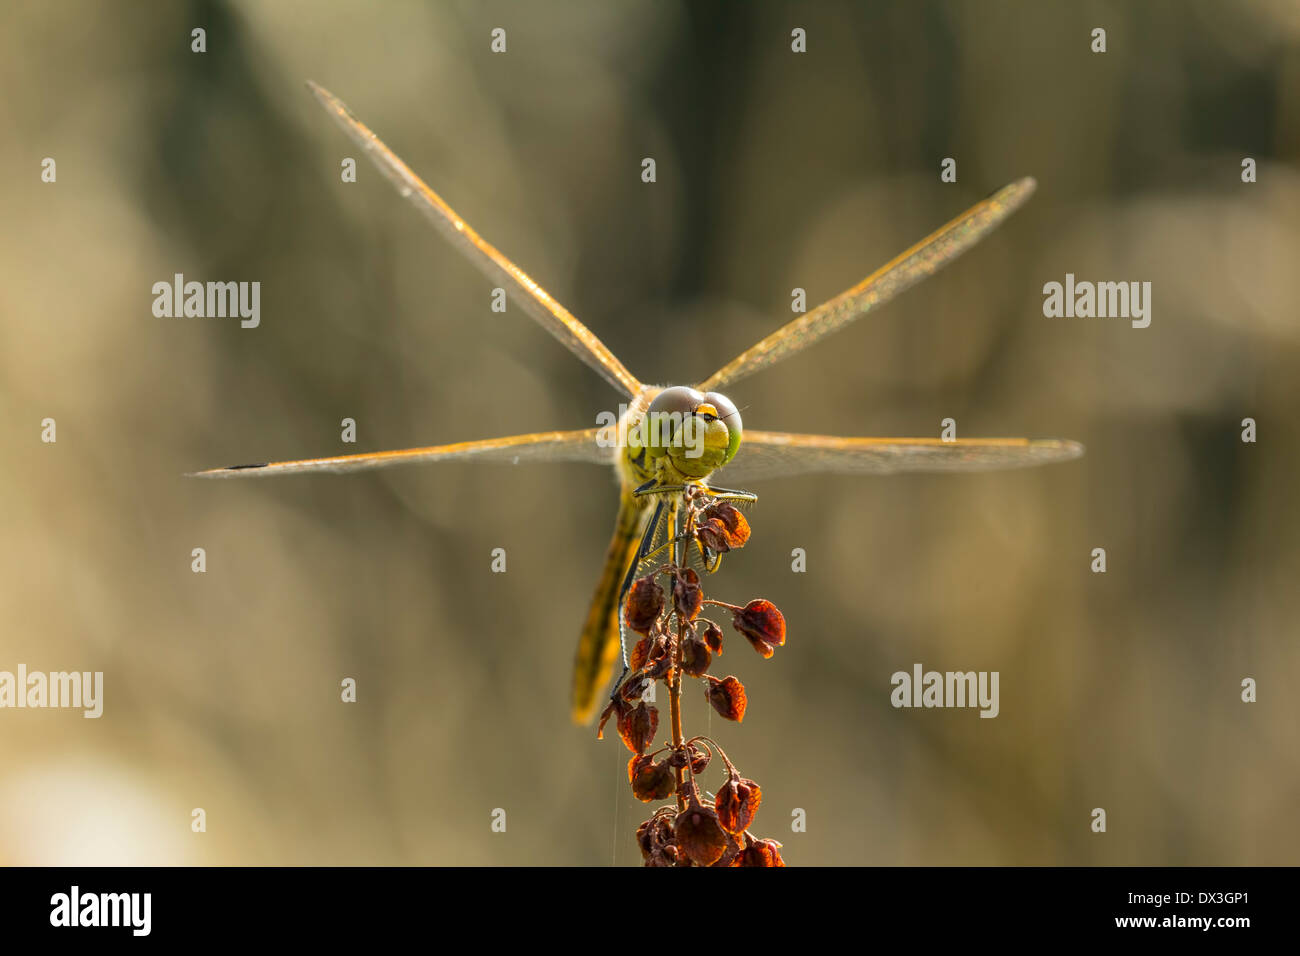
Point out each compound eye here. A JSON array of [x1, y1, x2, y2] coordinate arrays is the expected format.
[[703, 392, 741, 439], [702, 391, 742, 464], [647, 386, 704, 417], [642, 386, 704, 455]]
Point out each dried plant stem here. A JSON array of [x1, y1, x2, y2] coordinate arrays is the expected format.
[[667, 501, 687, 812], [669, 642, 686, 812], [609, 489, 787, 866]]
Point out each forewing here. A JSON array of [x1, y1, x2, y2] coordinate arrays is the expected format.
[[308, 82, 643, 398], [698, 178, 1037, 392], [715, 430, 1083, 483], [191, 428, 615, 478]]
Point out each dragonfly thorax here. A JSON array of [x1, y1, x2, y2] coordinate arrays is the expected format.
[[618, 385, 742, 487]]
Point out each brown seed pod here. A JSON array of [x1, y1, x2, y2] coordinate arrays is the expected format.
[[695, 502, 751, 553], [681, 630, 712, 678], [733, 599, 786, 658], [595, 695, 627, 740], [687, 743, 711, 774], [623, 574, 665, 634], [715, 775, 762, 834], [704, 675, 748, 722], [674, 800, 730, 867], [701, 620, 724, 656], [629, 755, 677, 803], [666, 742, 711, 774], [737, 835, 785, 867], [617, 700, 659, 754], [636, 810, 676, 862], [672, 568, 703, 622], [628, 636, 652, 672]]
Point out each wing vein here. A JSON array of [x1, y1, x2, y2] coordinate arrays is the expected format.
[[715, 429, 1083, 482], [308, 82, 642, 398], [698, 178, 1037, 392], [190, 427, 615, 478]]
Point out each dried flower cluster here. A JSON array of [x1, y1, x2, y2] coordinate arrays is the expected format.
[[599, 489, 787, 866]]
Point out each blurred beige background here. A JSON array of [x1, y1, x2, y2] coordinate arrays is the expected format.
[[1, 0, 1298, 865]]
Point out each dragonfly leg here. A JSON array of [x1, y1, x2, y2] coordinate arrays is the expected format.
[[632, 481, 683, 499], [693, 484, 756, 571], [638, 481, 757, 504], [699, 484, 758, 503], [608, 498, 666, 708]]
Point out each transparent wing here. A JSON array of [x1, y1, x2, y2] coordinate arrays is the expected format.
[[308, 82, 643, 398], [190, 428, 615, 478], [698, 178, 1037, 393], [714, 430, 1083, 483]]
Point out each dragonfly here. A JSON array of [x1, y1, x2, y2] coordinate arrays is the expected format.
[[194, 82, 1083, 725]]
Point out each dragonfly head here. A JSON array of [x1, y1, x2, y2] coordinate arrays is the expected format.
[[640, 386, 742, 480]]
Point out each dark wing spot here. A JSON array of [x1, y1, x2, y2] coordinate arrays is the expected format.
[[225, 463, 268, 470]]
